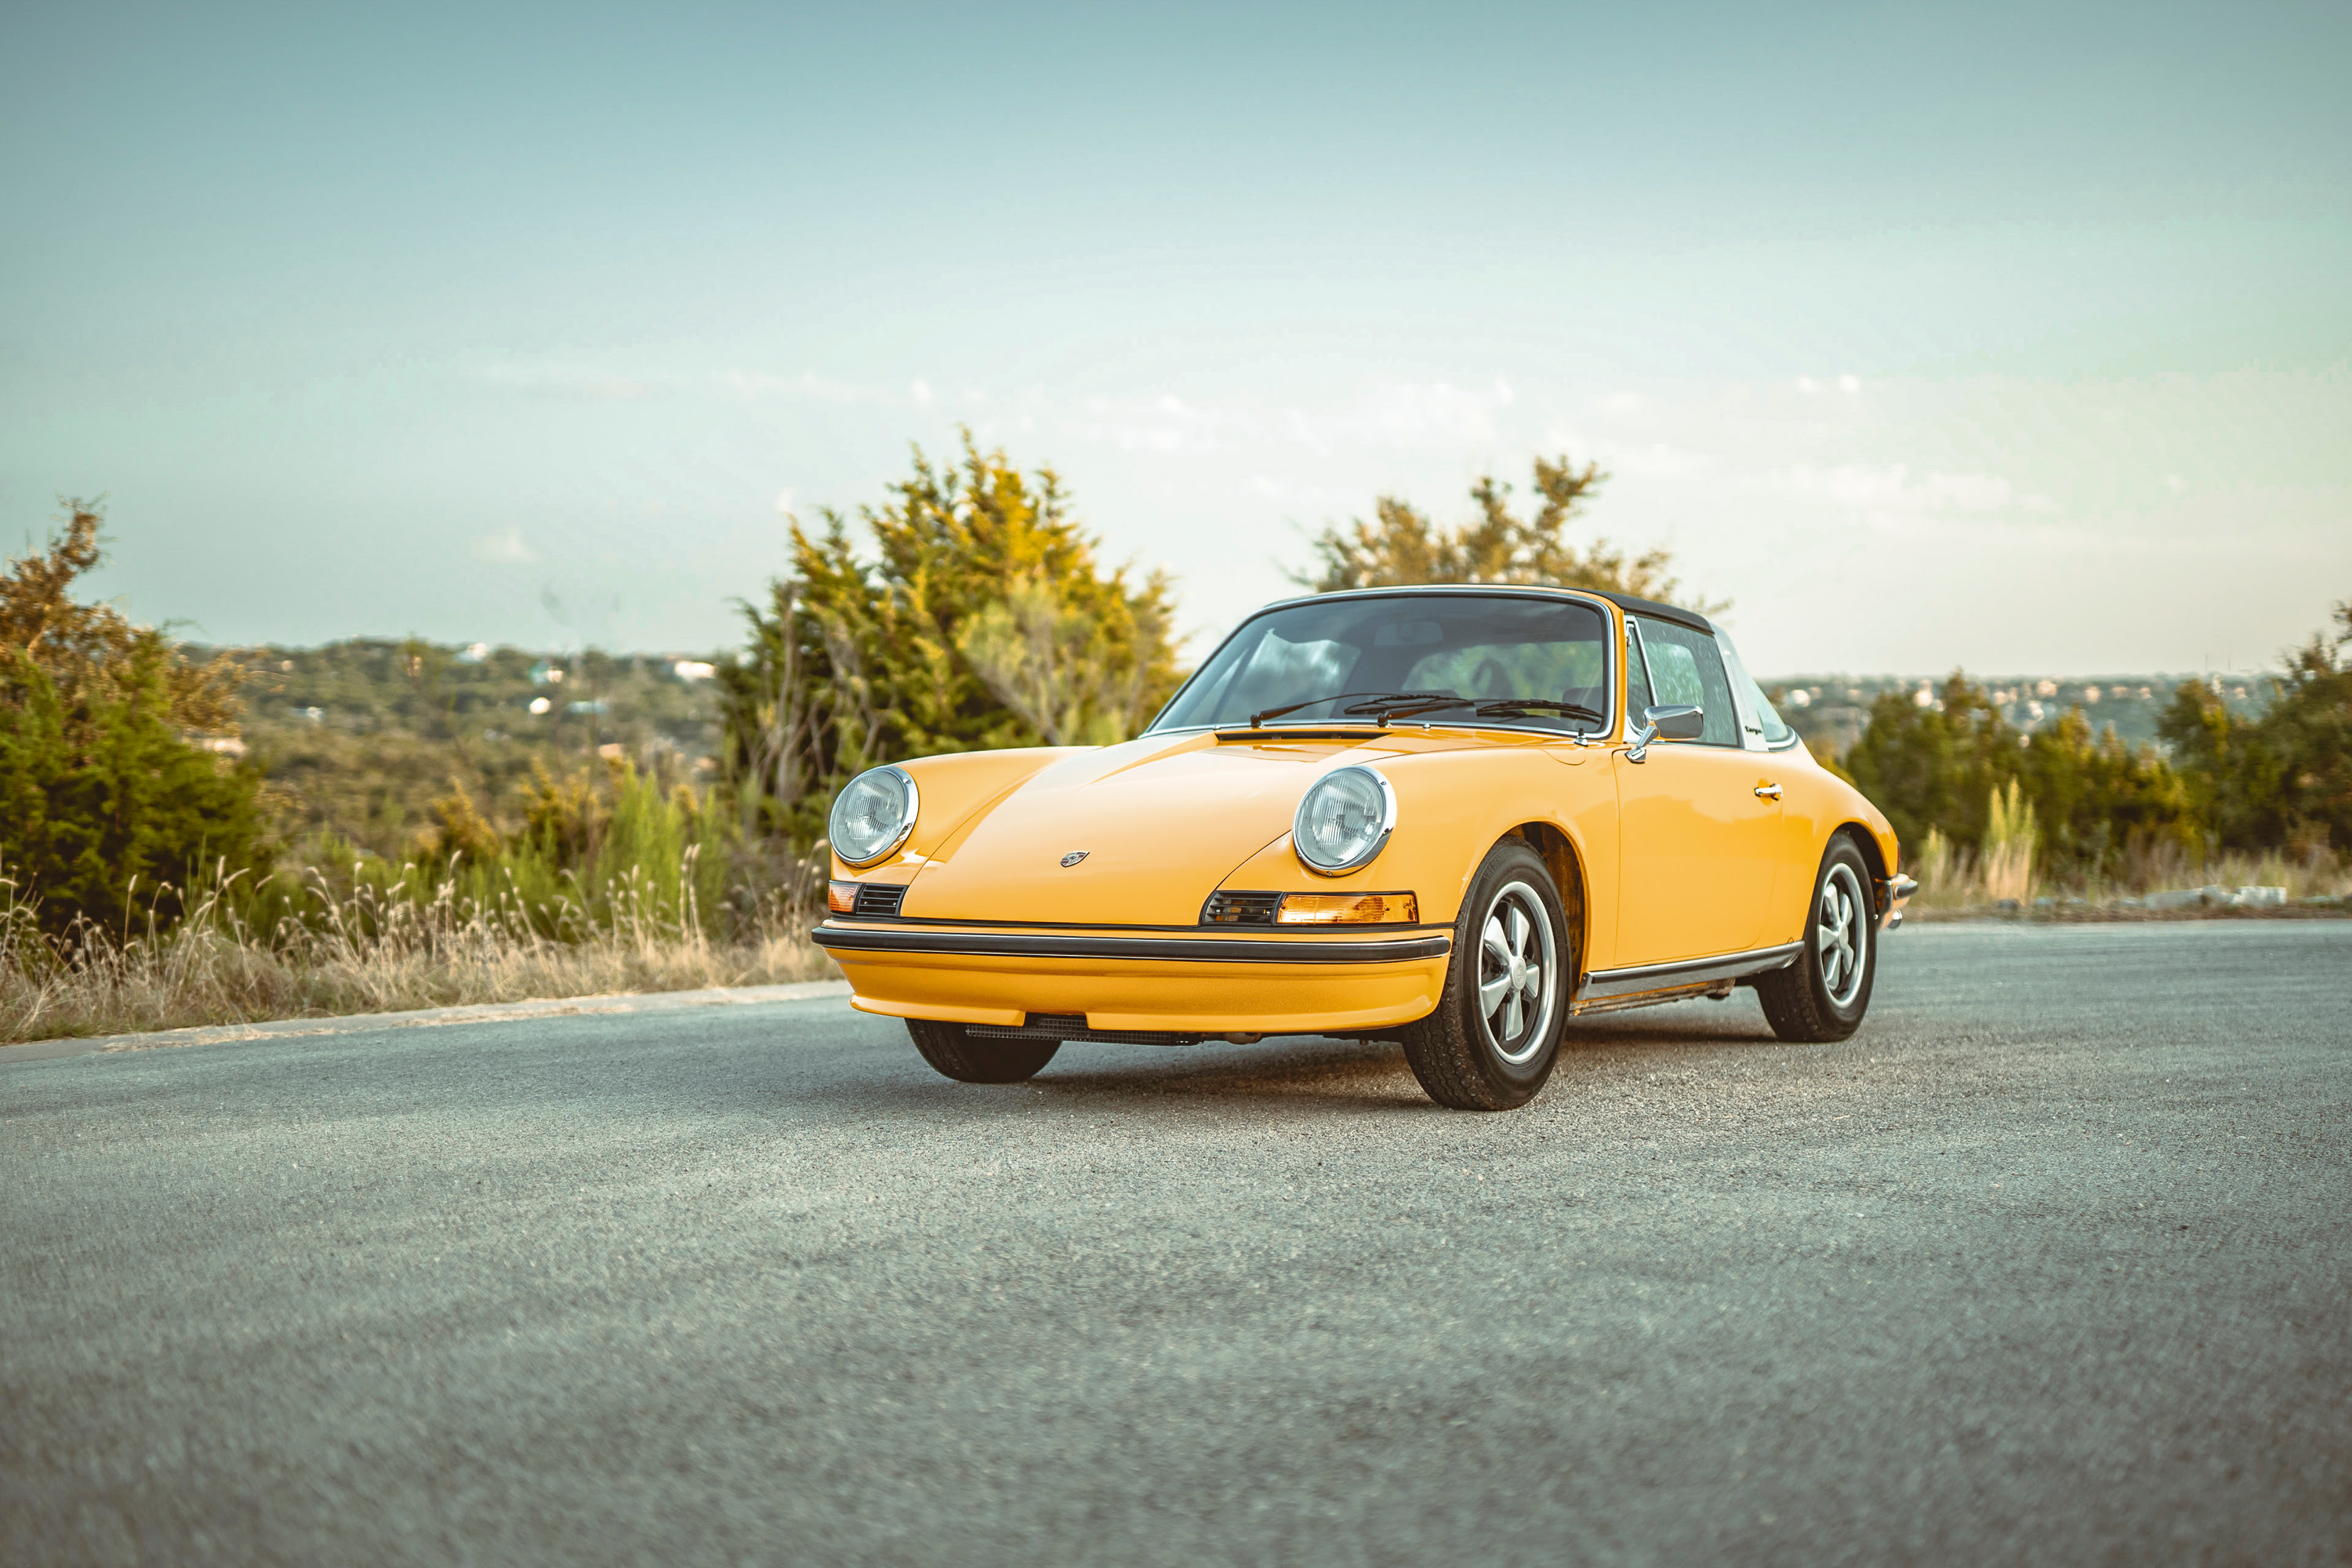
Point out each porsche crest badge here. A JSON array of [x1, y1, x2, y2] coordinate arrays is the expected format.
[[1059, 851, 1089, 868]]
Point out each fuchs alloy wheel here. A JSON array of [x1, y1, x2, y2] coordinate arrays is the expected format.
[[1399, 839, 1570, 1111], [1755, 835, 1878, 1044], [905, 1018, 1059, 1083]]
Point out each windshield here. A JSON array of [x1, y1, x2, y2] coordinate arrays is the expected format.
[[1150, 593, 1612, 734]]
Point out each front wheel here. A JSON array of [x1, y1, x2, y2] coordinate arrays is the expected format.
[[1755, 836, 1877, 1043], [1399, 839, 1571, 1111], [906, 1019, 1059, 1083]]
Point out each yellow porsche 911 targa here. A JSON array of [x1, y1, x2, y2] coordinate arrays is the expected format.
[[812, 586, 1915, 1110]]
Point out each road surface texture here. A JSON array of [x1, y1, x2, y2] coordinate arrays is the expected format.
[[4, 921, 2347, 1566]]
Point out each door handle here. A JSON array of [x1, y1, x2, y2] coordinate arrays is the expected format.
[[1754, 782, 1782, 800]]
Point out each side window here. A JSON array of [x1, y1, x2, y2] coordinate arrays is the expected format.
[[1624, 618, 1653, 714], [1717, 633, 1798, 750], [1632, 617, 1740, 746]]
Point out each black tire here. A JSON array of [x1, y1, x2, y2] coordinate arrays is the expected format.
[[1755, 834, 1878, 1043], [1399, 839, 1571, 1111], [906, 1018, 1060, 1083]]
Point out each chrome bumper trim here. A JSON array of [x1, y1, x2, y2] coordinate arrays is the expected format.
[[1886, 873, 1919, 930], [1577, 941, 1804, 1004], [812, 924, 1451, 964]]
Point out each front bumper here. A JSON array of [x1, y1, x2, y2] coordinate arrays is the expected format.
[[1882, 873, 1919, 930], [811, 921, 1453, 1035]]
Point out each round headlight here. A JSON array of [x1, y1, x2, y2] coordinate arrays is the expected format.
[[829, 765, 919, 867], [1293, 765, 1397, 875]]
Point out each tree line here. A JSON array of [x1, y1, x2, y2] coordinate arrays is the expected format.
[[1835, 609, 2350, 885], [4, 448, 2345, 941]]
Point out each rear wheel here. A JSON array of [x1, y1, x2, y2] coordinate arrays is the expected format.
[[1755, 836, 1877, 1043], [906, 1018, 1059, 1083], [1399, 839, 1570, 1111]]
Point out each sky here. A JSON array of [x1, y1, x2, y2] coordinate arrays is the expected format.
[[3, 0, 2347, 677]]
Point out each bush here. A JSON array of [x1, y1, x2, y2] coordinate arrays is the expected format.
[[1843, 597, 2349, 889], [0, 504, 265, 933], [719, 434, 1182, 847], [2160, 597, 2352, 857]]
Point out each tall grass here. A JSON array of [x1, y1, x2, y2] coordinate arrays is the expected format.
[[0, 861, 833, 1046], [1907, 785, 2350, 913], [0, 760, 840, 1045]]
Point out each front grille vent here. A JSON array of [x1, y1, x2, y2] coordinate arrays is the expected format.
[[852, 884, 908, 918], [1200, 890, 1282, 925]]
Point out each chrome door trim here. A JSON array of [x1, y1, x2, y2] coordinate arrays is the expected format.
[[1576, 940, 1804, 1003]]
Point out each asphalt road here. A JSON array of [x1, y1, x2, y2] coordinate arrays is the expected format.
[[4, 921, 2348, 1567]]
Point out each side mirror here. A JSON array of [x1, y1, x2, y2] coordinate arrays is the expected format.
[[1626, 703, 1704, 763], [1646, 703, 1704, 741]]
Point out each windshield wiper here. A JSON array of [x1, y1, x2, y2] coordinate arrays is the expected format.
[[1475, 699, 1606, 724], [1243, 691, 1451, 728], [1354, 695, 1610, 728], [1243, 692, 1606, 730]]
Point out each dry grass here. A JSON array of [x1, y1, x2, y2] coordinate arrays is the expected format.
[[0, 872, 833, 1047], [1907, 837, 2352, 916]]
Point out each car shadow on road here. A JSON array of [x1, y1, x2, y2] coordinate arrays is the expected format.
[[786, 1001, 1798, 1123], [1558, 999, 1785, 1057], [1028, 1035, 1436, 1112]]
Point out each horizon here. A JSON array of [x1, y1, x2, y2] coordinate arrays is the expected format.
[[177, 630, 2309, 686]]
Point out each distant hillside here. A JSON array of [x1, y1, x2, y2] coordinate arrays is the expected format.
[[185, 637, 2281, 859], [1762, 673, 2276, 759], [187, 640, 728, 858]]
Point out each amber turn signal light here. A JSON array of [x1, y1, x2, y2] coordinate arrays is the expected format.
[[826, 880, 859, 914], [1275, 892, 1417, 924]]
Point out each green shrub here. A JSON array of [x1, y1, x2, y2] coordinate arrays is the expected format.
[[1, 505, 266, 935], [720, 434, 1182, 847]]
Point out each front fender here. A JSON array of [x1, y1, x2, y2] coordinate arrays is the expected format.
[[1214, 744, 1628, 971], [831, 747, 1089, 880]]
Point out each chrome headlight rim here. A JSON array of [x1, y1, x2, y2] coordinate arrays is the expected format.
[[1292, 764, 1399, 877], [829, 764, 920, 869]]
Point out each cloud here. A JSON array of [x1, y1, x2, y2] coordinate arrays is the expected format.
[[1058, 379, 1518, 459], [1592, 440, 1717, 481], [1066, 391, 1236, 456], [486, 362, 924, 407], [470, 527, 539, 564], [1763, 463, 2034, 514], [477, 365, 656, 401], [716, 369, 891, 404], [1245, 473, 1370, 510]]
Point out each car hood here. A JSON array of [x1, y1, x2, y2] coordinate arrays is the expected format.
[[898, 728, 1484, 926]]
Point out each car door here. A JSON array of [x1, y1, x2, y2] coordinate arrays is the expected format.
[[1612, 615, 1785, 964], [1716, 630, 1819, 947]]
